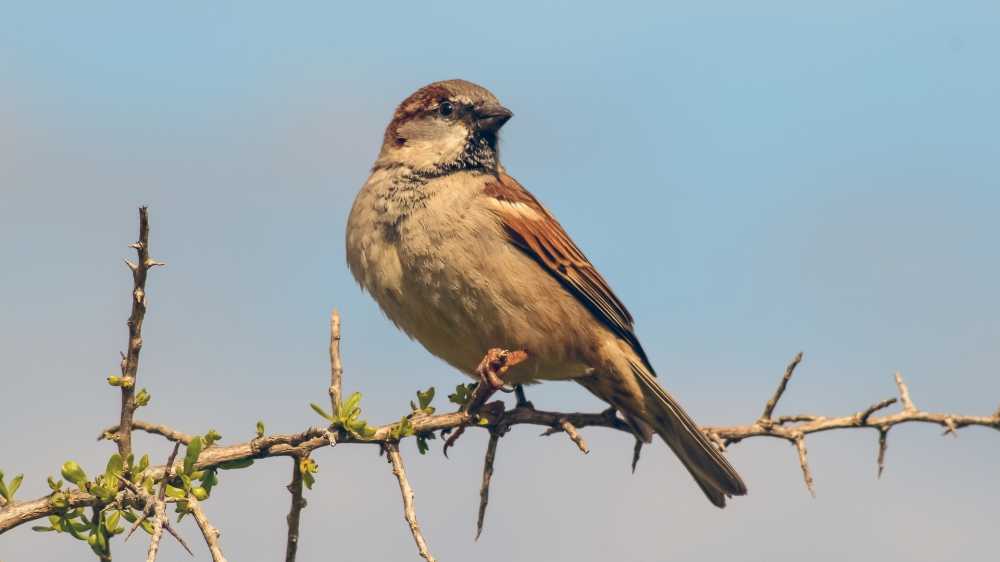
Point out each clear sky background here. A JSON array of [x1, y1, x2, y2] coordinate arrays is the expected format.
[[2, 2, 998, 561]]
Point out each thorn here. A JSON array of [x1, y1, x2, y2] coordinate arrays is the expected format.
[[894, 372, 916, 412], [558, 419, 589, 454], [476, 431, 500, 540], [860, 397, 898, 424], [145, 259, 166, 268], [942, 417, 958, 437], [793, 436, 816, 497], [877, 427, 889, 478], [124, 258, 138, 272], [631, 439, 643, 474], [758, 351, 805, 423], [128, 242, 144, 251], [163, 521, 194, 556]]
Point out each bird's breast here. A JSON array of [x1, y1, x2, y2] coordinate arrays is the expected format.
[[347, 171, 595, 382]]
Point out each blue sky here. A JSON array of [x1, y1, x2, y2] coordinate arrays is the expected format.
[[2, 2, 998, 561]]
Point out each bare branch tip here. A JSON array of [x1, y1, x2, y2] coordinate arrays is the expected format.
[[793, 436, 816, 497], [759, 351, 806, 423], [386, 443, 436, 562], [476, 431, 501, 540], [877, 428, 889, 478], [860, 397, 898, 424], [894, 371, 916, 411], [558, 419, 589, 454]]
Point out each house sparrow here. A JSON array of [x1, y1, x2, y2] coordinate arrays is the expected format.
[[346, 79, 747, 507]]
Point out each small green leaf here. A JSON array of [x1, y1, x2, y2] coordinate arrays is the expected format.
[[92, 484, 115, 502], [184, 436, 203, 476], [299, 457, 318, 490], [32, 525, 56, 532], [191, 486, 208, 500], [61, 461, 89, 487], [107, 375, 122, 386], [7, 473, 23, 500], [448, 383, 476, 406], [255, 420, 265, 438], [105, 510, 121, 533], [341, 392, 362, 419], [105, 454, 124, 481], [310, 403, 334, 421], [164, 484, 186, 499], [359, 423, 377, 439], [203, 429, 222, 446], [137, 453, 150, 474], [417, 387, 435, 409], [141, 518, 154, 535], [135, 388, 151, 407], [219, 458, 254, 470], [200, 469, 219, 493], [47, 476, 63, 491], [416, 434, 432, 455], [49, 491, 68, 508]]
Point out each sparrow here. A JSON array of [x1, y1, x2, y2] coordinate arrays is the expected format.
[[345, 79, 747, 507]]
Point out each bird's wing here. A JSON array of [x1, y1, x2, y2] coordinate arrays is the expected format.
[[482, 172, 654, 372]]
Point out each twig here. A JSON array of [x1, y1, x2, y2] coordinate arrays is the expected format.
[[187, 496, 226, 562], [145, 442, 181, 562], [895, 372, 916, 411], [877, 427, 889, 478], [385, 443, 436, 562], [793, 436, 815, 497], [329, 310, 343, 416], [476, 431, 500, 540], [162, 522, 194, 557], [541, 419, 589, 454], [99, 420, 193, 445], [859, 398, 897, 424], [285, 458, 306, 562], [758, 352, 804, 424], [145, 496, 167, 562], [117, 206, 163, 463]]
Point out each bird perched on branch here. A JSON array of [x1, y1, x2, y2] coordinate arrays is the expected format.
[[346, 79, 747, 507]]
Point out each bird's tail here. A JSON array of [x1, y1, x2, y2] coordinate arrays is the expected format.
[[630, 360, 748, 508]]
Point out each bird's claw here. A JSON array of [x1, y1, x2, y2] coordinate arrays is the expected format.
[[443, 348, 528, 457]]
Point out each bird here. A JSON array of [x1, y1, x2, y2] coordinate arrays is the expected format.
[[345, 79, 747, 507]]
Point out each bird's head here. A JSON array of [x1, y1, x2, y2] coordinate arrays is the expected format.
[[375, 79, 513, 175]]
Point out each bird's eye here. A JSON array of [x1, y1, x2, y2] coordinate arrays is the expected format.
[[438, 101, 454, 117]]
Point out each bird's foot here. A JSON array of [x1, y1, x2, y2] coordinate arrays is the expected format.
[[443, 348, 528, 457], [469, 348, 528, 412]]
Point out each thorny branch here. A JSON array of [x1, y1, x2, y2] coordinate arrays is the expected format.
[[329, 310, 343, 419], [2, 208, 999, 562], [115, 206, 163, 464], [145, 442, 182, 562], [284, 458, 306, 562], [386, 442, 436, 562], [187, 495, 226, 562], [476, 430, 501, 540]]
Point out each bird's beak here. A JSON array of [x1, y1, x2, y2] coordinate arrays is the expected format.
[[474, 103, 513, 133]]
